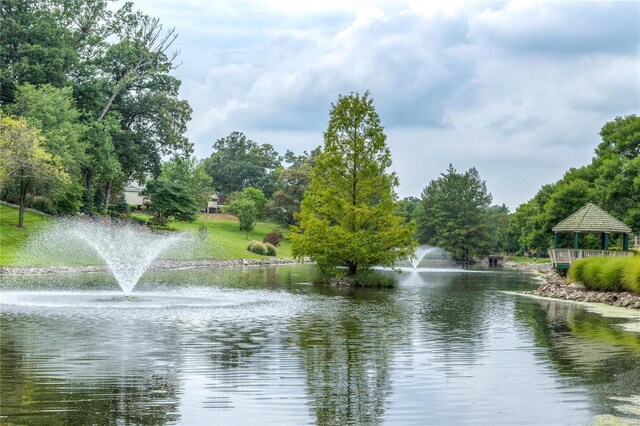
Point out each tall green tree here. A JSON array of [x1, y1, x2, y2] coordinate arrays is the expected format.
[[509, 115, 639, 254], [291, 92, 415, 275], [9, 83, 87, 213], [0, 0, 78, 104], [159, 157, 212, 211], [396, 196, 420, 224], [486, 204, 513, 254], [9, 83, 86, 175], [416, 165, 492, 260], [0, 115, 69, 227], [267, 162, 313, 226], [265, 147, 320, 226], [204, 132, 281, 196], [593, 115, 640, 233], [1, 0, 193, 216], [87, 7, 187, 206]]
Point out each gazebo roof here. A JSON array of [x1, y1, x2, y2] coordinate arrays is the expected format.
[[552, 203, 632, 234]]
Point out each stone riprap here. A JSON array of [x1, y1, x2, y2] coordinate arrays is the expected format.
[[0, 258, 303, 276]]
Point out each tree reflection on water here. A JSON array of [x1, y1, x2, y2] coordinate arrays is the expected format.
[[514, 298, 640, 419], [293, 289, 410, 425]]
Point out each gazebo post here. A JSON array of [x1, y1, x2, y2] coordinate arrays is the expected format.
[[553, 232, 558, 248], [623, 233, 629, 251], [574, 232, 579, 250], [603, 233, 610, 251]]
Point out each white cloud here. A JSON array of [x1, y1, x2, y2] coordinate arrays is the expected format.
[[132, 0, 639, 209]]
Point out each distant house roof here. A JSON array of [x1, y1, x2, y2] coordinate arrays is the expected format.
[[552, 203, 632, 234]]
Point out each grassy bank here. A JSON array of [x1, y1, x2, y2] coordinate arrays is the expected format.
[[0, 204, 293, 266], [132, 213, 293, 260], [0, 204, 51, 265], [569, 257, 640, 292]]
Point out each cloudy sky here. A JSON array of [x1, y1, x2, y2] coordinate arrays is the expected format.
[[132, 0, 639, 209]]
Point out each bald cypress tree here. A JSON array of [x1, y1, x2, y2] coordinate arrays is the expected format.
[[291, 92, 415, 275]]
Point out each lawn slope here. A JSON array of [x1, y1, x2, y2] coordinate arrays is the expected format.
[[0, 205, 293, 266], [0, 203, 51, 265]]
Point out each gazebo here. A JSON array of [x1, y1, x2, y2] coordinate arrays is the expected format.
[[548, 203, 634, 269]]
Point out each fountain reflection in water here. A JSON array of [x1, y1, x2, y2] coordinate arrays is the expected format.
[[24, 218, 189, 294], [409, 245, 453, 268]]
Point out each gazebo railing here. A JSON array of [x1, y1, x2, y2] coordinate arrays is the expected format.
[[549, 248, 635, 266]]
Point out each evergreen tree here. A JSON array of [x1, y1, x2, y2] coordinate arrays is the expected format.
[[114, 193, 129, 214], [80, 189, 94, 216], [416, 165, 492, 260], [291, 92, 415, 275]]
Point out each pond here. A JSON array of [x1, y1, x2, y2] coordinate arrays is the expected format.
[[1, 264, 639, 425]]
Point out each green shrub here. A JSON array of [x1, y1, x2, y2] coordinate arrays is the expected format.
[[247, 240, 267, 255], [148, 223, 174, 232], [129, 215, 149, 226], [264, 242, 277, 256], [263, 229, 283, 246], [29, 196, 54, 214], [311, 268, 343, 285], [570, 256, 640, 292], [350, 270, 398, 288], [149, 215, 169, 227]]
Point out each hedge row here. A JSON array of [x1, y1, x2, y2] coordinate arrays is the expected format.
[[569, 257, 640, 292]]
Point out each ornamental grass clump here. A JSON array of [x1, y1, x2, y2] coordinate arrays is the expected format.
[[569, 257, 640, 292], [264, 242, 277, 257], [247, 240, 267, 256], [350, 270, 398, 288], [621, 258, 640, 292], [568, 259, 588, 283]]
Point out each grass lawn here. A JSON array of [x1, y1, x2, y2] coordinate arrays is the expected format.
[[0, 204, 292, 266], [131, 212, 293, 260], [0, 204, 51, 266]]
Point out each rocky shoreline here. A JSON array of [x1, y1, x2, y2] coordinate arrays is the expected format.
[[0, 257, 303, 276], [503, 260, 640, 310]]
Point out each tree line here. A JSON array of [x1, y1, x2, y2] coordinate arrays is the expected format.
[[1, 0, 191, 226], [2, 0, 636, 270], [0, 0, 320, 232], [404, 114, 639, 258]]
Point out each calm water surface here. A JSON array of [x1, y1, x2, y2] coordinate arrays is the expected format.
[[1, 265, 639, 425]]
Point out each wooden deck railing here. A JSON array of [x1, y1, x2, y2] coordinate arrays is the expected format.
[[549, 248, 635, 267]]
